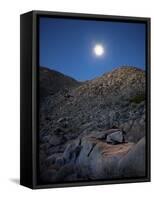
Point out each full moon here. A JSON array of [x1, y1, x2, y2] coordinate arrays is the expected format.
[[93, 44, 104, 57]]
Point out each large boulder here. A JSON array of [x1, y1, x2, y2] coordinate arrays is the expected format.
[[76, 136, 134, 179], [63, 139, 82, 163], [106, 131, 125, 144], [118, 137, 146, 177]]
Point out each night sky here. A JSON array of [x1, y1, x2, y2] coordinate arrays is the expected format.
[[39, 17, 146, 81]]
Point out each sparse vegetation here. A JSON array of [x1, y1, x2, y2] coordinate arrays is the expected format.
[[130, 93, 145, 104]]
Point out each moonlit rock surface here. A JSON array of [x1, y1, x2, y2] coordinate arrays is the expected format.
[[106, 131, 124, 144]]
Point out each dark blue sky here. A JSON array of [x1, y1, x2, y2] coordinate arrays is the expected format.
[[39, 17, 146, 81]]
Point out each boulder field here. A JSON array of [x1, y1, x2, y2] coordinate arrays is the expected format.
[[39, 66, 146, 183]]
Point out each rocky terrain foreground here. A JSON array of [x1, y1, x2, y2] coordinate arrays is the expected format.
[[39, 66, 146, 183]]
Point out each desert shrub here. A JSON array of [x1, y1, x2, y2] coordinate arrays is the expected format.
[[129, 93, 145, 104]]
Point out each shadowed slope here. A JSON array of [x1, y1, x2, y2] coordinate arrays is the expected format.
[[40, 67, 81, 100]]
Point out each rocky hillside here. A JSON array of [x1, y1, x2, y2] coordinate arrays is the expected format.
[[39, 67, 80, 100], [75, 66, 145, 103], [39, 66, 146, 183]]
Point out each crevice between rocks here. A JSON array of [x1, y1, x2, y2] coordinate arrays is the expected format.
[[87, 143, 96, 157]]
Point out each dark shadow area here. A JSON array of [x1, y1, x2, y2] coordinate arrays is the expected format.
[[10, 178, 20, 185]]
